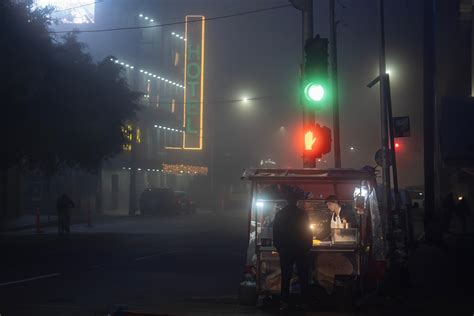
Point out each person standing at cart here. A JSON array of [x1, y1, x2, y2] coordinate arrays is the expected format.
[[325, 195, 358, 229], [273, 188, 313, 310]]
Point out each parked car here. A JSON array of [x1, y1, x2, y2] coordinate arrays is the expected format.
[[139, 188, 177, 215], [174, 191, 197, 214], [139, 188, 196, 215]]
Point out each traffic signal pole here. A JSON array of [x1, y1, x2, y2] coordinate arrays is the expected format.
[[377, 0, 392, 229], [302, 0, 315, 168], [292, 0, 330, 167], [423, 0, 437, 242], [378, 0, 409, 292], [329, 0, 341, 168]]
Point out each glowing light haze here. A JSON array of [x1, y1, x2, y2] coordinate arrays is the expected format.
[[34, 0, 95, 24]]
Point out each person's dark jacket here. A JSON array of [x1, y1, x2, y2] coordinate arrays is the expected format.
[[339, 205, 359, 228], [273, 205, 313, 254]]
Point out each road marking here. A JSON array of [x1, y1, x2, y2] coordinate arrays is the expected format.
[[0, 273, 61, 287], [134, 250, 183, 261]]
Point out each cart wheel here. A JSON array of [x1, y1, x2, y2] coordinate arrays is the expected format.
[[238, 284, 258, 306]]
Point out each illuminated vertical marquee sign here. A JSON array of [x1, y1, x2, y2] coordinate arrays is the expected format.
[[183, 15, 205, 150]]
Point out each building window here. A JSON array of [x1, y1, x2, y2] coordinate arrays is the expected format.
[[136, 127, 141, 144], [122, 124, 133, 151]]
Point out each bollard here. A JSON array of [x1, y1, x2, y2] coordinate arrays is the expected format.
[[35, 208, 42, 234]]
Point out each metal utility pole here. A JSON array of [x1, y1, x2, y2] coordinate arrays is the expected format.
[[302, 0, 315, 165], [329, 0, 341, 168], [385, 76, 401, 213], [377, 0, 409, 291], [377, 0, 392, 223], [291, 0, 316, 168], [423, 0, 436, 240]]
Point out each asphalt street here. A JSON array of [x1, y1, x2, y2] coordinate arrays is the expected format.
[[0, 209, 255, 315], [1, 208, 473, 316]]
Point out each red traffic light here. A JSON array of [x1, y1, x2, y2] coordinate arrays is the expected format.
[[305, 130, 317, 151], [303, 124, 332, 159]]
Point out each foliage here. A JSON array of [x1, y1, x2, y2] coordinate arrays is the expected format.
[[0, 0, 139, 174]]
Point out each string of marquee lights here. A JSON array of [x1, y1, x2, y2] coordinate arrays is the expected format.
[[109, 58, 184, 89], [110, 59, 284, 107], [138, 13, 186, 42], [137, 13, 156, 23], [121, 164, 208, 175], [153, 125, 184, 133], [163, 164, 208, 176], [171, 31, 186, 41], [48, 4, 292, 34], [141, 95, 274, 106], [122, 167, 164, 172]]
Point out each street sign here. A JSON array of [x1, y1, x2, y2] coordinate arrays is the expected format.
[[393, 116, 410, 137]]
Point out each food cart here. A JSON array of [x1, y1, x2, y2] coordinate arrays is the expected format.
[[239, 168, 387, 305]]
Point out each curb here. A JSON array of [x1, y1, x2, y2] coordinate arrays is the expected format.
[[0, 214, 135, 233]]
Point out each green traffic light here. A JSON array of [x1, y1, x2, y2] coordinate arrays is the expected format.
[[304, 82, 325, 102]]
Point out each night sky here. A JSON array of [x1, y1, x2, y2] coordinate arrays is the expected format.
[[68, 0, 425, 187]]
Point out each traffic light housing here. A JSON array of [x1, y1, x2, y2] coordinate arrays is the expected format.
[[303, 124, 332, 166], [302, 35, 330, 108]]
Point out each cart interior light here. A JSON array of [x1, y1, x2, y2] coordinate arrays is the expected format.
[[458, 196, 463, 201], [354, 186, 368, 198], [309, 224, 315, 230], [256, 201, 264, 208]]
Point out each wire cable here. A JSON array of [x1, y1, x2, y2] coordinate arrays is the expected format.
[[141, 96, 276, 106], [49, 4, 292, 34]]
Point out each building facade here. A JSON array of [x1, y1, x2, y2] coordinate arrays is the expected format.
[[92, 2, 209, 214]]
